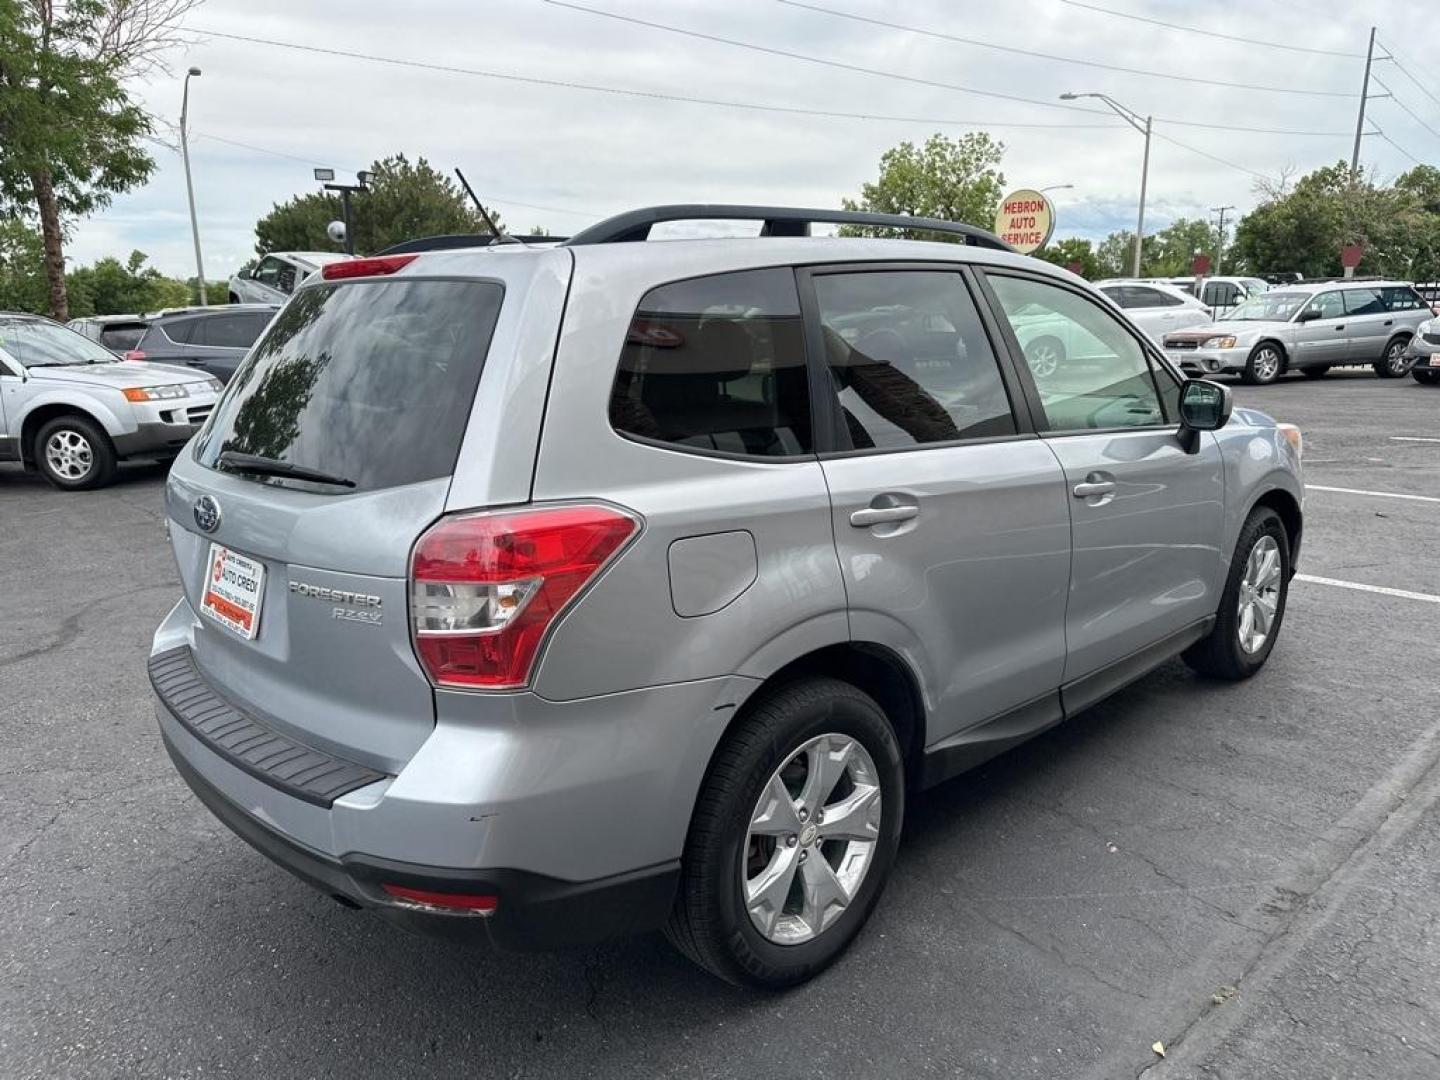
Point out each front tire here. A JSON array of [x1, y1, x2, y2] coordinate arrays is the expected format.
[[1375, 336, 1414, 378], [665, 677, 905, 988], [1413, 370, 1439, 386], [1242, 343, 1284, 385], [34, 415, 117, 491], [1184, 507, 1290, 680]]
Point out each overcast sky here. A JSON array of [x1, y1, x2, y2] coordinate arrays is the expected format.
[[73, 0, 1440, 279]]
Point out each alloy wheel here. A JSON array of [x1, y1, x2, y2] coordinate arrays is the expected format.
[[45, 429, 94, 481], [1386, 342, 1412, 376], [1237, 534, 1282, 654], [1027, 341, 1061, 379], [1253, 348, 1281, 383], [743, 733, 882, 945]]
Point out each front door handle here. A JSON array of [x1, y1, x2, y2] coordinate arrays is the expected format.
[[850, 505, 919, 527], [1072, 480, 1116, 499], [1384, 319, 1394, 326], [1334, 324, 1345, 331]]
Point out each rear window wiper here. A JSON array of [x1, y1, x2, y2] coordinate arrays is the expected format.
[[217, 450, 356, 488]]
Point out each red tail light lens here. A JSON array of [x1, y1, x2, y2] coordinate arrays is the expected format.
[[410, 505, 639, 689], [123, 349, 147, 361], [322, 254, 417, 280], [381, 883, 498, 913]]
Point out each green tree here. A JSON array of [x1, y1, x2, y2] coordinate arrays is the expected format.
[[253, 154, 502, 257], [1034, 237, 1101, 279], [1148, 218, 1218, 277], [0, 0, 193, 320], [65, 250, 189, 317], [1095, 231, 1137, 278], [841, 132, 1006, 238], [0, 218, 47, 312]]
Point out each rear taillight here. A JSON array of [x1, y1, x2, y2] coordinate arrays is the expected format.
[[123, 349, 146, 361], [381, 883, 498, 914], [322, 254, 417, 280], [410, 504, 639, 690]]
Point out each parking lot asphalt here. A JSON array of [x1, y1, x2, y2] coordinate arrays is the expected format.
[[3, 370, 1439, 1080]]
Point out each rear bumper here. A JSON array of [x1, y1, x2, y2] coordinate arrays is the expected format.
[[161, 728, 678, 949]]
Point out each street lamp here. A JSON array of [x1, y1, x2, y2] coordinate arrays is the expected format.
[[314, 168, 371, 255], [180, 67, 206, 305], [1061, 92, 1151, 278], [1039, 184, 1075, 194]]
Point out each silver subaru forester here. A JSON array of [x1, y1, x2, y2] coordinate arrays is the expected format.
[[149, 206, 1304, 988]]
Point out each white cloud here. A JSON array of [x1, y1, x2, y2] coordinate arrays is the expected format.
[[67, 0, 1439, 277]]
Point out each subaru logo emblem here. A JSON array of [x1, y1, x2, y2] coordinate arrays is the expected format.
[[194, 495, 221, 533]]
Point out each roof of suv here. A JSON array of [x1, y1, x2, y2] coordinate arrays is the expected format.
[[149, 304, 279, 320], [1275, 280, 1415, 293]]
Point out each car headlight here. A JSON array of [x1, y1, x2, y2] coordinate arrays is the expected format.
[[1202, 336, 1237, 349], [202, 377, 223, 394], [122, 384, 189, 402]]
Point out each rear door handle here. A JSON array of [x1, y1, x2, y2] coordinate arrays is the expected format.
[[1384, 319, 1394, 326], [850, 505, 919, 527], [1072, 480, 1116, 499], [1334, 325, 1345, 331]]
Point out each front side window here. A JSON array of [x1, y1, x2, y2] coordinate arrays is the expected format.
[[812, 271, 1016, 450], [988, 274, 1166, 432], [254, 257, 283, 287], [609, 268, 812, 457], [1304, 292, 1344, 320], [1343, 288, 1386, 316]]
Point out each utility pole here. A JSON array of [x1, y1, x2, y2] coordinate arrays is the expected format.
[[1211, 205, 1235, 275], [1352, 27, 1376, 174], [1059, 92, 1151, 278], [180, 68, 207, 305]]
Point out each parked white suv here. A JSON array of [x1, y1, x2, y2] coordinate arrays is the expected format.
[[228, 252, 355, 306], [1093, 280, 1212, 342]]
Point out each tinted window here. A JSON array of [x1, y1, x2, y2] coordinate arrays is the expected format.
[[813, 271, 1015, 450], [1098, 286, 1132, 309], [254, 257, 282, 287], [1382, 286, 1426, 311], [1305, 292, 1344, 320], [1127, 286, 1183, 308], [98, 324, 148, 351], [276, 263, 300, 295], [196, 312, 273, 348], [1202, 281, 1241, 306], [1343, 288, 1386, 316], [988, 274, 1166, 432], [195, 281, 503, 493], [161, 317, 200, 345], [609, 268, 811, 457]]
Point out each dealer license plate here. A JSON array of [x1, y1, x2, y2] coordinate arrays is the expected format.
[[200, 543, 266, 640]]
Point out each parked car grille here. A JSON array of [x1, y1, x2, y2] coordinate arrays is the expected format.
[[186, 404, 213, 425], [1422, 332, 1440, 346], [1165, 339, 1199, 350]]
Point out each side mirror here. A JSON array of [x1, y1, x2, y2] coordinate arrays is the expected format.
[[237, 268, 252, 280], [1295, 308, 1320, 323], [1178, 379, 1233, 452]]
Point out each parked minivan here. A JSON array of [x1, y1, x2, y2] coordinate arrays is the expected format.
[[151, 206, 1304, 987]]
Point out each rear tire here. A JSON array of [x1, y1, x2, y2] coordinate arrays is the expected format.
[[1375, 336, 1414, 378], [665, 677, 905, 989], [1184, 507, 1290, 681], [1301, 365, 1330, 379], [34, 415, 117, 491], [1242, 343, 1283, 385], [1413, 370, 1439, 386]]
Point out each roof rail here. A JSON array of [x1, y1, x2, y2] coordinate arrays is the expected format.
[[373, 233, 570, 256], [562, 204, 1013, 251]]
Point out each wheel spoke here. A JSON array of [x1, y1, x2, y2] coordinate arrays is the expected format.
[[1255, 547, 1279, 588], [745, 845, 801, 937], [798, 851, 850, 935], [799, 736, 851, 815], [750, 774, 802, 836], [1238, 603, 1255, 645], [817, 783, 881, 842], [1252, 599, 1272, 635]]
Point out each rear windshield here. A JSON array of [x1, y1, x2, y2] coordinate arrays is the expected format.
[[99, 324, 148, 351], [194, 280, 503, 493]]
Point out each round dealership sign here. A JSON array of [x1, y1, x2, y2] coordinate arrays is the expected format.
[[995, 189, 1056, 255]]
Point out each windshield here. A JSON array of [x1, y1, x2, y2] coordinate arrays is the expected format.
[[0, 318, 119, 367], [1227, 291, 1308, 322]]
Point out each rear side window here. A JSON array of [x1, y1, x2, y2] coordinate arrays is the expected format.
[[196, 312, 272, 348], [160, 318, 199, 345], [812, 270, 1016, 449], [609, 268, 812, 457], [195, 280, 503, 493], [1128, 286, 1183, 308], [1382, 286, 1426, 311]]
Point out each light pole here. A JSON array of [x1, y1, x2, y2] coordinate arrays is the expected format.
[[1061, 92, 1151, 278], [314, 168, 372, 256], [180, 67, 207, 305], [1039, 184, 1075, 195], [1211, 205, 1236, 275]]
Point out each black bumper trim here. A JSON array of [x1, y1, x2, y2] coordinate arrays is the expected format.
[[148, 646, 387, 807], [112, 421, 201, 458], [162, 730, 680, 950]]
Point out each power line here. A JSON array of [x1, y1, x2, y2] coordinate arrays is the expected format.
[[1054, 0, 1364, 58], [1373, 78, 1440, 146], [1151, 132, 1274, 182], [1377, 46, 1440, 114], [541, 2, 1359, 138], [1371, 126, 1424, 166], [778, 0, 1356, 98], [190, 27, 1122, 131]]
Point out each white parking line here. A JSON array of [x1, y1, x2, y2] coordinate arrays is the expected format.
[[1298, 574, 1440, 605], [1391, 436, 1440, 444], [1308, 484, 1440, 505]]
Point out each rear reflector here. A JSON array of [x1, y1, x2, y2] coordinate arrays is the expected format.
[[410, 504, 639, 690], [322, 254, 417, 280], [381, 883, 498, 913]]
